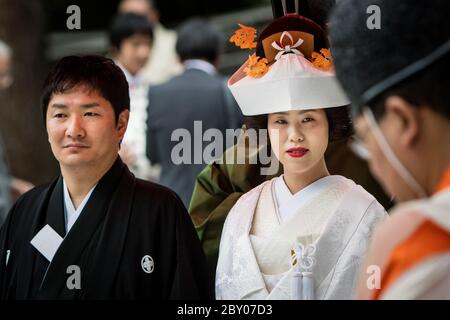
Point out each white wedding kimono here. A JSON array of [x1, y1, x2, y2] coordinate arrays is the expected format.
[[216, 175, 387, 300]]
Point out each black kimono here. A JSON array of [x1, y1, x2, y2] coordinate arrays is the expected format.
[[0, 157, 213, 299]]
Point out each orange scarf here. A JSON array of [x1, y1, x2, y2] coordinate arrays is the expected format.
[[373, 165, 450, 299], [434, 166, 450, 194]]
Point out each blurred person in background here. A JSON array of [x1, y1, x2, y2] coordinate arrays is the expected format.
[[0, 40, 33, 226], [109, 13, 159, 181], [118, 0, 182, 85], [146, 18, 243, 208]]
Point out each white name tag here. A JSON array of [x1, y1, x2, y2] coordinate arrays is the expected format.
[[30, 224, 64, 262]]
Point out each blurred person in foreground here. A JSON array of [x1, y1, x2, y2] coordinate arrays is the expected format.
[[329, 0, 450, 299]]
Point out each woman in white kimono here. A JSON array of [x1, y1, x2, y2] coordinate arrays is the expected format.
[[215, 3, 388, 300]]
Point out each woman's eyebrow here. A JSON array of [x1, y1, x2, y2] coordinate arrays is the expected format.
[[298, 109, 318, 114]]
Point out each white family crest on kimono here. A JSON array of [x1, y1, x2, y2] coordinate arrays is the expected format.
[[381, 188, 450, 300], [216, 175, 387, 300]]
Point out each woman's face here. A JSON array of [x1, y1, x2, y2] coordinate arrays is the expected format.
[[268, 109, 329, 175]]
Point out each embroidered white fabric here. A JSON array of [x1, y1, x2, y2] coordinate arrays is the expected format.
[[216, 176, 387, 300]]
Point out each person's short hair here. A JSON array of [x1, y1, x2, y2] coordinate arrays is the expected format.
[[244, 106, 353, 142], [175, 18, 223, 64], [109, 13, 154, 50], [41, 55, 130, 124], [369, 54, 450, 121]]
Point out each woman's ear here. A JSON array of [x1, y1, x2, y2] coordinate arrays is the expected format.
[[116, 109, 129, 139], [384, 96, 420, 148]]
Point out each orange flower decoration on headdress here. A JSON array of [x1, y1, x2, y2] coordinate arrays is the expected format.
[[244, 53, 269, 78], [229, 24, 257, 49], [311, 48, 333, 71]]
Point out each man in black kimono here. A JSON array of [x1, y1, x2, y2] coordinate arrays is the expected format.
[[0, 55, 213, 299]]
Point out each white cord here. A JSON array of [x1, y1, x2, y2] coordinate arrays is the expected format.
[[363, 107, 427, 198]]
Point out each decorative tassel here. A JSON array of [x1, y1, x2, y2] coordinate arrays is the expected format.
[[302, 271, 314, 300], [291, 242, 316, 300], [292, 271, 303, 300]]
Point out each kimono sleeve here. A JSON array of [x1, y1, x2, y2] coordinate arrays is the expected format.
[[169, 195, 215, 300], [0, 200, 18, 297], [188, 160, 245, 282]]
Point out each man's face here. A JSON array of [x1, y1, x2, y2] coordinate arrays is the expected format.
[[116, 34, 152, 75], [0, 54, 12, 90], [46, 86, 128, 169], [355, 110, 417, 201]]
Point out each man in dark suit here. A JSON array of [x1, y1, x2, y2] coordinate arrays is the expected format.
[[146, 18, 243, 208]]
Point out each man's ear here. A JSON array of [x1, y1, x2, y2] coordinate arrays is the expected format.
[[117, 109, 129, 139], [384, 96, 420, 147]]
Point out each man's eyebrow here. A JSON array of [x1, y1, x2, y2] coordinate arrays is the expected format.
[[80, 103, 101, 108], [50, 103, 67, 109], [49, 103, 101, 109]]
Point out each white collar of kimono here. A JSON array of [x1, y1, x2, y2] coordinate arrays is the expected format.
[[63, 180, 97, 233], [274, 175, 344, 222]]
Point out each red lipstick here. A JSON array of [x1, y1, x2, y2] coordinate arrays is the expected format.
[[286, 147, 309, 158]]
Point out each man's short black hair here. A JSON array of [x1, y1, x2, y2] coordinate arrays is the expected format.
[[109, 13, 154, 50], [41, 55, 130, 124], [175, 18, 223, 64]]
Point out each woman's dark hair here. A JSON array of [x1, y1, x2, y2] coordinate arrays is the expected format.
[[244, 106, 353, 142], [109, 13, 154, 50], [41, 55, 130, 124], [325, 106, 354, 140]]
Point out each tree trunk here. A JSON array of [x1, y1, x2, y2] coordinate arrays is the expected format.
[[0, 0, 58, 186]]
